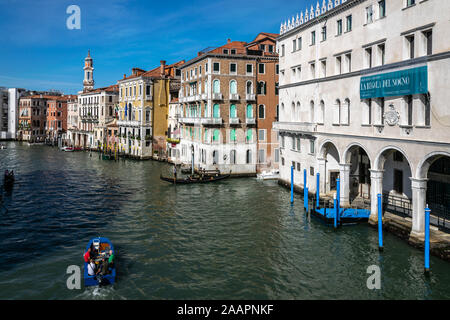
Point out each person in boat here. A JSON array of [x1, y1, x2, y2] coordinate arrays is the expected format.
[[173, 165, 177, 180], [87, 259, 96, 276], [108, 250, 114, 269], [83, 248, 91, 263], [97, 257, 109, 276]]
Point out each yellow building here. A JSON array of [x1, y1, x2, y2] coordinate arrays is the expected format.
[[117, 60, 184, 159]]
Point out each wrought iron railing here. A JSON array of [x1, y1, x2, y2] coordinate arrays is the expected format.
[[382, 192, 412, 218]]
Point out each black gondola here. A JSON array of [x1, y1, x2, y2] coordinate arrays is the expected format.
[[160, 173, 230, 184], [4, 170, 14, 187]]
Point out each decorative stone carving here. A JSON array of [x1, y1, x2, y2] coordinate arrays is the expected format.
[[384, 104, 400, 126], [316, 3, 321, 17], [305, 9, 309, 22], [300, 12, 304, 24], [310, 5, 314, 20], [328, 0, 333, 10], [322, 0, 327, 14], [335, 0, 340, 7]]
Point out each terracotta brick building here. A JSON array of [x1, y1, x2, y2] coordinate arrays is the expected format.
[[178, 32, 279, 174], [46, 95, 72, 143]]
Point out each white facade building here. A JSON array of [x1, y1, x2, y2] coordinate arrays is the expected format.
[[0, 88, 24, 140], [275, 0, 450, 239]]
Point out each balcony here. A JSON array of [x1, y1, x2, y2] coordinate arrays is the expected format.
[[229, 117, 240, 125], [212, 93, 223, 101], [229, 93, 240, 101], [201, 93, 207, 101], [246, 94, 256, 101], [246, 118, 256, 125], [201, 117, 222, 125], [179, 117, 201, 125]]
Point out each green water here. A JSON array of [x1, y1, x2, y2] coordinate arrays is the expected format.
[[0, 141, 449, 299]]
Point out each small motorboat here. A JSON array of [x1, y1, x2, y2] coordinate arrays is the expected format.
[[61, 146, 74, 152], [84, 237, 116, 287], [257, 169, 280, 180], [160, 172, 230, 184], [0, 144, 6, 150]]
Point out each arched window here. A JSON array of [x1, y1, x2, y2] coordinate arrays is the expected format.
[[213, 80, 220, 93], [342, 98, 350, 125], [230, 80, 237, 94], [213, 129, 220, 142], [230, 128, 236, 141], [296, 102, 301, 121], [246, 104, 253, 118], [309, 101, 314, 123], [257, 81, 266, 95], [291, 102, 296, 121], [319, 100, 325, 124], [213, 150, 219, 164], [213, 104, 220, 118], [334, 99, 341, 125], [246, 81, 253, 94], [258, 105, 265, 119], [246, 128, 252, 142], [230, 104, 237, 118]]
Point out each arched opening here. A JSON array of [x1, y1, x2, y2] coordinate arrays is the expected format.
[[246, 81, 253, 94], [418, 153, 450, 231], [128, 103, 132, 121], [213, 80, 220, 94], [309, 101, 315, 123], [344, 144, 371, 205], [212, 150, 219, 165], [319, 141, 341, 194], [230, 80, 237, 95], [375, 148, 413, 222], [230, 104, 237, 118], [296, 102, 301, 121], [246, 104, 253, 119], [246, 149, 252, 164], [291, 102, 295, 121], [230, 150, 236, 164], [213, 104, 220, 118]]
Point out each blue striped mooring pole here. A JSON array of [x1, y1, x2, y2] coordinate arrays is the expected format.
[[378, 193, 383, 252], [425, 205, 431, 274], [290, 166, 294, 204], [303, 169, 308, 211], [316, 173, 320, 209], [336, 178, 340, 225], [334, 196, 338, 229]]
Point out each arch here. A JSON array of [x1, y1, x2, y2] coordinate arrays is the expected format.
[[258, 104, 265, 119], [246, 104, 253, 118], [213, 104, 220, 118], [374, 145, 412, 173], [318, 139, 341, 163], [230, 80, 237, 94], [291, 102, 296, 121], [246, 81, 253, 94], [309, 100, 315, 123], [416, 151, 450, 179], [318, 100, 325, 124], [230, 104, 237, 118], [343, 142, 372, 165], [246, 149, 252, 164], [296, 101, 301, 121], [213, 79, 220, 93]]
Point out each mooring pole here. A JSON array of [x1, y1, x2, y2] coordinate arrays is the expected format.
[[425, 205, 431, 274], [316, 173, 320, 209], [290, 166, 294, 204], [303, 169, 307, 210], [378, 193, 383, 252], [336, 178, 341, 226], [334, 195, 338, 229]]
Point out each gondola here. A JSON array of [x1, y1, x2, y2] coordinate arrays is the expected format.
[[84, 237, 116, 287], [160, 173, 230, 184], [4, 171, 14, 187]]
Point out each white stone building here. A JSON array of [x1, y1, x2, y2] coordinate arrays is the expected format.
[[275, 0, 450, 239], [0, 88, 25, 140]]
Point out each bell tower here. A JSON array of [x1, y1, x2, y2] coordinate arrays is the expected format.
[[83, 50, 94, 91]]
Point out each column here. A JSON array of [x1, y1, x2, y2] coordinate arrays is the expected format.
[[339, 163, 351, 207], [369, 169, 384, 223], [317, 158, 327, 194], [410, 178, 427, 238]]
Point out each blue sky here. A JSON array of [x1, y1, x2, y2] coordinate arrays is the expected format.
[[0, 0, 316, 93]]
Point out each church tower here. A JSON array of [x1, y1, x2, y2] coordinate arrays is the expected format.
[[83, 50, 94, 91]]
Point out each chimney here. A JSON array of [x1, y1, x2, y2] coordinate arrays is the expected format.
[[160, 60, 166, 77], [227, 38, 231, 43], [123, 74, 126, 79]]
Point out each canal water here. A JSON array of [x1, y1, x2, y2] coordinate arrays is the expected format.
[[0, 141, 449, 300]]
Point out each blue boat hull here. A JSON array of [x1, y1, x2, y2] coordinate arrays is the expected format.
[[84, 237, 116, 287]]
